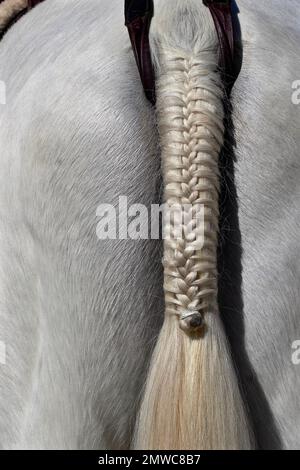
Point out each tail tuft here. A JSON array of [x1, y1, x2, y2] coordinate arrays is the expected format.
[[134, 315, 253, 449]]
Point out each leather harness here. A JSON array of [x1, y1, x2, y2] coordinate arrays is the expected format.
[[2, 0, 241, 103]]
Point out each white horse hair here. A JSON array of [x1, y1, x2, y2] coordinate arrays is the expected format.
[[0, 0, 299, 449]]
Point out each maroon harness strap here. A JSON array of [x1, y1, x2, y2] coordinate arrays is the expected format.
[[204, 0, 236, 83], [125, 0, 241, 104]]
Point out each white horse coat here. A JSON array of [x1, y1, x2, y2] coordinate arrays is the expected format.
[[0, 0, 299, 449]]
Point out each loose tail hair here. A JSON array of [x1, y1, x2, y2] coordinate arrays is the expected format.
[[134, 0, 253, 450]]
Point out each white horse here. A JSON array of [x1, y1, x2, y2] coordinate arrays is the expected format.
[[0, 0, 299, 449]]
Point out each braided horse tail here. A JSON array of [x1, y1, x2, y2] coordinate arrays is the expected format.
[[133, 0, 253, 449]]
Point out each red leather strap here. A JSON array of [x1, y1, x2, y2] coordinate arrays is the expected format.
[[126, 14, 155, 105], [203, 0, 240, 90]]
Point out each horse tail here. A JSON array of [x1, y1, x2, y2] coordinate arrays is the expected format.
[[134, 1, 253, 450], [0, 0, 27, 32]]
